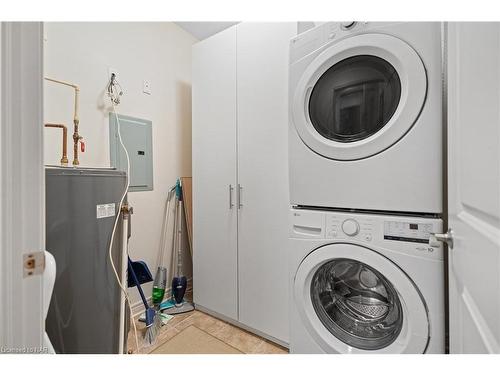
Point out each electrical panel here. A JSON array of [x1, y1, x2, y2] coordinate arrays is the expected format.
[[109, 113, 153, 191]]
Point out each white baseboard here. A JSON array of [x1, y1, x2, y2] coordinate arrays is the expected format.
[[129, 278, 193, 317]]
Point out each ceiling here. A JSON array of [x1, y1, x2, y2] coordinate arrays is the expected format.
[[175, 22, 239, 40]]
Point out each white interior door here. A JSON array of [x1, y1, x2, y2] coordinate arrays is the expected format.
[[447, 22, 500, 353], [192, 26, 239, 320], [237, 22, 296, 344], [0, 22, 45, 352]]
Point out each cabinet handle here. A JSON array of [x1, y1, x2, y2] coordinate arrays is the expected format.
[[238, 184, 243, 209], [229, 184, 234, 209]]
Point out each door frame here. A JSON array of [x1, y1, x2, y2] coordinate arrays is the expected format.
[[0, 22, 45, 353]]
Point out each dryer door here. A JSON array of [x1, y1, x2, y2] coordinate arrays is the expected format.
[[291, 33, 427, 160], [294, 243, 429, 353]]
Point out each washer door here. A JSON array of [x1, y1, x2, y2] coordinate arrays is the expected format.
[[294, 244, 429, 353], [291, 33, 427, 160]]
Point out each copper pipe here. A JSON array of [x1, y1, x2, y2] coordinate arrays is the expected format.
[[72, 121, 82, 166], [44, 123, 69, 166], [44, 77, 82, 166]]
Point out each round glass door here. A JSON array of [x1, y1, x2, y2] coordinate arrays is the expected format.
[[309, 55, 401, 143], [294, 243, 429, 353], [291, 33, 427, 161], [310, 258, 403, 350]]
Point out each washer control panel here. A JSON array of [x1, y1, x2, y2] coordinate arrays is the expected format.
[[325, 213, 438, 244], [383, 221, 434, 244], [291, 209, 443, 260], [326, 214, 374, 242], [341, 219, 359, 236]]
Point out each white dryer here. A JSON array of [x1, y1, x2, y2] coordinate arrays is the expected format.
[[289, 22, 443, 214], [289, 208, 445, 353]]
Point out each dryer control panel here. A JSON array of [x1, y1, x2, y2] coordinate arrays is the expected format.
[[289, 21, 370, 65]]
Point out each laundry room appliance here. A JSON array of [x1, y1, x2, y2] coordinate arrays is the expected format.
[[289, 22, 443, 214], [45, 167, 128, 353], [289, 208, 445, 353]]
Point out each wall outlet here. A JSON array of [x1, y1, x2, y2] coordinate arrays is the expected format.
[[143, 80, 151, 95]]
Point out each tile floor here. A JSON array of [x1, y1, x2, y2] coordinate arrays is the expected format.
[[127, 306, 288, 354]]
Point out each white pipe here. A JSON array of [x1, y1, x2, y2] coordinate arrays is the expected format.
[[44, 77, 80, 124], [44, 76, 79, 88], [118, 213, 128, 354]]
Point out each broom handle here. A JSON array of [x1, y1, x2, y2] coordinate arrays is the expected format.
[[176, 199, 183, 276], [158, 187, 175, 268], [171, 200, 177, 277], [127, 257, 149, 309]]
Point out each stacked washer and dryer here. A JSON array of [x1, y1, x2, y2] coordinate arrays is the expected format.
[[288, 22, 445, 353]]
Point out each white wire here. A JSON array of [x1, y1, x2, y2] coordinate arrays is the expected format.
[[107, 99, 140, 354]]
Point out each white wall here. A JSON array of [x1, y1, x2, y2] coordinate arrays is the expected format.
[[44, 22, 196, 306]]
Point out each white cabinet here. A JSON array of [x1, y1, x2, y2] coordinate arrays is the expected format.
[[192, 27, 238, 321], [236, 23, 296, 343], [192, 23, 295, 344]]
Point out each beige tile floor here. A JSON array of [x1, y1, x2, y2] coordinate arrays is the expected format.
[[127, 303, 288, 354]]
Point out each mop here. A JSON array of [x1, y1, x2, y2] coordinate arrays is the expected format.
[[151, 185, 176, 307], [161, 179, 194, 315]]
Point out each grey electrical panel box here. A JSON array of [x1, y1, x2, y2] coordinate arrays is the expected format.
[[109, 113, 153, 191]]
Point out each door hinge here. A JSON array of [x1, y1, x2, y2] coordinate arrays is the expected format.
[[23, 251, 45, 278]]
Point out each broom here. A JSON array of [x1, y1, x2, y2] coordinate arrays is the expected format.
[[162, 179, 194, 315], [127, 257, 161, 346]]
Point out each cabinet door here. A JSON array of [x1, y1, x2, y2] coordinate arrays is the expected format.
[[237, 22, 296, 343], [192, 27, 238, 320]]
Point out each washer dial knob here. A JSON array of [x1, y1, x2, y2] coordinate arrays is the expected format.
[[342, 219, 360, 236]]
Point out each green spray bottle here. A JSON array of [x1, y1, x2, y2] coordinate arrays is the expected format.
[[152, 267, 167, 306]]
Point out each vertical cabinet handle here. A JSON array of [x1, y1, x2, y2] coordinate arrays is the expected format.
[[238, 184, 243, 209], [229, 184, 234, 209]]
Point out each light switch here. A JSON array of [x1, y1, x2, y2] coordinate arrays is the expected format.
[[143, 80, 151, 95]]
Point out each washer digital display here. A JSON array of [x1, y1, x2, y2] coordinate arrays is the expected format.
[[384, 221, 432, 243]]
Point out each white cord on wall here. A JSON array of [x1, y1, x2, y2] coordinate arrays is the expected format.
[[107, 96, 140, 354]]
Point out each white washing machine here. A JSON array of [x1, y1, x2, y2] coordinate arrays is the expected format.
[[289, 22, 443, 214], [289, 208, 445, 353]]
